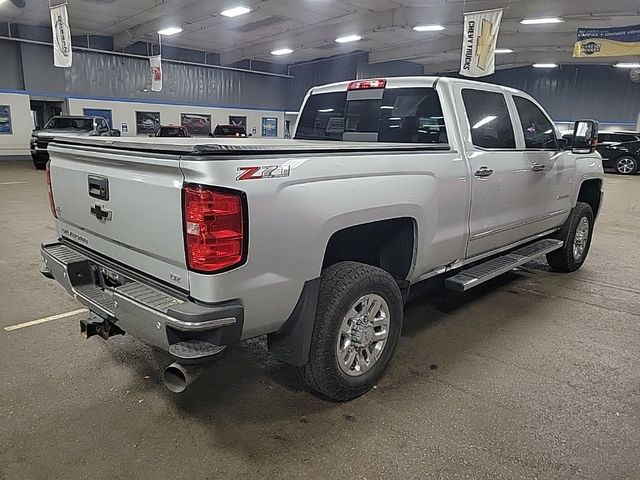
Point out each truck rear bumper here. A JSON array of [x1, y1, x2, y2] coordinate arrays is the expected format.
[[41, 241, 243, 362]]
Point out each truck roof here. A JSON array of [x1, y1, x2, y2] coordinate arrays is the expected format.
[[311, 76, 522, 95]]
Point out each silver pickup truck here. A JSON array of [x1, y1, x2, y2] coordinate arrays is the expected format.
[[41, 77, 604, 401]]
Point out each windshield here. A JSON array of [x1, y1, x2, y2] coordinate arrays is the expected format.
[[45, 117, 94, 130], [295, 87, 448, 144], [214, 125, 246, 136]]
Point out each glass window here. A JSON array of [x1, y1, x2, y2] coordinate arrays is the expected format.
[[597, 133, 612, 143], [513, 96, 558, 149], [462, 89, 515, 149], [295, 87, 448, 144]]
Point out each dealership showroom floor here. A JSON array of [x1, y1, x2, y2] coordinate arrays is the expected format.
[[2, 0, 640, 479], [1, 162, 639, 478]]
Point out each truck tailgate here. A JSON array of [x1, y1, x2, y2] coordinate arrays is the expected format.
[[48, 143, 189, 290]]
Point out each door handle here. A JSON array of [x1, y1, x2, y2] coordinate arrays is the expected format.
[[531, 163, 546, 172], [474, 167, 494, 178]]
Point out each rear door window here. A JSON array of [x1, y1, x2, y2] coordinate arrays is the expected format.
[[461, 89, 516, 149], [513, 96, 558, 149], [295, 87, 447, 144]]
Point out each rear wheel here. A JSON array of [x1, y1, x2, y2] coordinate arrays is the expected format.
[[297, 261, 403, 401], [546, 202, 594, 272], [615, 156, 638, 175]]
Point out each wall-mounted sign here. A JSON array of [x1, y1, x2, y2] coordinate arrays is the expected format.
[[262, 117, 278, 137], [0, 105, 12, 134], [573, 24, 640, 58], [121, 123, 128, 134], [181, 113, 211, 136], [136, 111, 160, 134]]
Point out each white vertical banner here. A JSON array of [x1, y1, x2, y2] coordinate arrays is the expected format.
[[460, 8, 503, 78], [150, 55, 163, 92], [50, 3, 72, 68]]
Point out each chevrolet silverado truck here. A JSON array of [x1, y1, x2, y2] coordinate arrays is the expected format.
[[31, 115, 119, 170], [40, 77, 604, 401]]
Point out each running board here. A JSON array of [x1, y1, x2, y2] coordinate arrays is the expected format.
[[445, 239, 563, 292]]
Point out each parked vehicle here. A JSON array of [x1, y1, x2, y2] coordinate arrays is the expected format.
[[30, 116, 120, 169], [40, 77, 603, 401], [151, 125, 191, 137], [212, 124, 247, 138], [595, 131, 640, 175]]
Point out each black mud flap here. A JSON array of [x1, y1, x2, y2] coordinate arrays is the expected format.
[[267, 278, 320, 367]]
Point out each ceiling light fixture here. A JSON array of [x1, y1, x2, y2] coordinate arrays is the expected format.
[[335, 34, 362, 43], [271, 48, 293, 56], [412, 24, 446, 32], [495, 48, 514, 54], [521, 17, 564, 25], [614, 62, 640, 68], [157, 27, 182, 35], [532, 63, 558, 68], [221, 6, 251, 18]]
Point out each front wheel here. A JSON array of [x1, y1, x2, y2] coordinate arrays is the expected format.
[[546, 202, 594, 272], [615, 156, 638, 175], [297, 261, 403, 401]]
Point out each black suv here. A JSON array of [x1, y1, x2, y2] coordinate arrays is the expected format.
[[596, 132, 640, 175]]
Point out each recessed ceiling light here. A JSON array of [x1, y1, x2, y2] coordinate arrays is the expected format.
[[521, 17, 564, 25], [221, 6, 251, 18], [271, 48, 293, 56], [614, 62, 640, 68], [495, 48, 514, 54], [335, 35, 362, 43], [157, 27, 182, 36], [532, 63, 558, 68], [412, 24, 446, 32]]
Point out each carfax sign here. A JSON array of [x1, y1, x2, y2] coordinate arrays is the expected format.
[[573, 24, 640, 57]]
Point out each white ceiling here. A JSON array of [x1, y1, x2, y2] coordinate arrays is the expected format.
[[2, 0, 640, 72]]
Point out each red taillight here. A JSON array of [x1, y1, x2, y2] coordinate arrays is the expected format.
[[45, 160, 57, 219], [347, 79, 386, 90], [183, 185, 246, 273]]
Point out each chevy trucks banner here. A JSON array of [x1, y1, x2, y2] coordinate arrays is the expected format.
[[573, 24, 640, 57], [460, 8, 503, 78], [150, 55, 162, 92], [50, 4, 72, 67]]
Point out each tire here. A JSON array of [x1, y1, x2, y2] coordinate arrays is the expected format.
[[297, 261, 403, 402], [546, 202, 594, 272], [615, 156, 638, 175], [32, 157, 47, 170]]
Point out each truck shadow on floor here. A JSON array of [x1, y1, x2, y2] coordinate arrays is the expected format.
[[100, 266, 549, 460]]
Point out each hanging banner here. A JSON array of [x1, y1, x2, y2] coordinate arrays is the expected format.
[[573, 24, 640, 58], [50, 3, 72, 67], [150, 55, 162, 92], [460, 8, 503, 78]]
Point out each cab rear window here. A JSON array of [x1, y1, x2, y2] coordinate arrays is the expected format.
[[295, 88, 447, 144]]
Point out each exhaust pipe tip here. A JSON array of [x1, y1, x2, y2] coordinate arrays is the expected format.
[[163, 362, 209, 393], [163, 363, 189, 393]]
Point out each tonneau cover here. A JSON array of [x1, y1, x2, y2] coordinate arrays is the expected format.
[[49, 136, 451, 156]]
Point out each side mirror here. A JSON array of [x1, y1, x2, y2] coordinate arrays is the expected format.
[[571, 119, 598, 154], [557, 137, 571, 150], [110, 129, 121, 137]]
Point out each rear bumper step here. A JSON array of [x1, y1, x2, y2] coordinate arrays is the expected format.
[[41, 241, 242, 362], [445, 238, 563, 292]]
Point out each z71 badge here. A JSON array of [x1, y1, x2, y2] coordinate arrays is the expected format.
[[236, 165, 290, 180]]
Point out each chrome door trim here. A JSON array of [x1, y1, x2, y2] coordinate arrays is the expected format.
[[469, 209, 569, 241]]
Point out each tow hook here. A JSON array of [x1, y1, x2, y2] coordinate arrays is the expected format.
[[80, 313, 124, 341]]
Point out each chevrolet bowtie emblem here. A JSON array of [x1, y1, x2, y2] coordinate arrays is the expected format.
[[90, 203, 112, 222], [476, 19, 496, 71]]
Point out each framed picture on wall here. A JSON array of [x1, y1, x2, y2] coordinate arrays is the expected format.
[[0, 105, 12, 134], [181, 113, 211, 136], [83, 108, 113, 128], [136, 111, 160, 135], [229, 116, 247, 128], [262, 117, 278, 137]]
